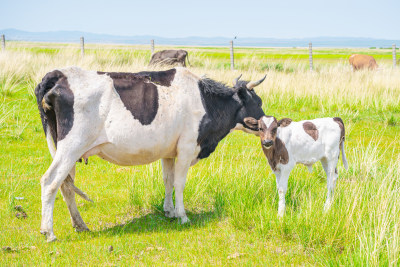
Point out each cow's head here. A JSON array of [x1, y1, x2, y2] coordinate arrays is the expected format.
[[244, 116, 292, 149], [233, 74, 266, 133]]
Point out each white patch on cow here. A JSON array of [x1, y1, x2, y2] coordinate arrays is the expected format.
[[262, 116, 274, 128]]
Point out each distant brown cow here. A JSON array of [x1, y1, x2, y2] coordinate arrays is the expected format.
[[149, 50, 190, 67], [349, 54, 378, 70]]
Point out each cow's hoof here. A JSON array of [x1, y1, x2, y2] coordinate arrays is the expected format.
[[178, 216, 190, 224], [164, 210, 176, 218], [46, 235, 57, 243], [74, 225, 90, 232]]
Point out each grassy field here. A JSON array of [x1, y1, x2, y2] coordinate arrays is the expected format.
[[1, 42, 400, 265]]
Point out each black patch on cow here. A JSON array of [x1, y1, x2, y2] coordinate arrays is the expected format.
[[196, 78, 265, 159], [34, 70, 74, 146], [135, 69, 176, 87], [98, 72, 159, 125]]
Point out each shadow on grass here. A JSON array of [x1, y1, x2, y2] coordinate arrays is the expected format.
[[94, 197, 225, 237]]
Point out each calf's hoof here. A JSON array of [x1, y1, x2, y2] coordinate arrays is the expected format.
[[178, 216, 190, 224], [277, 210, 285, 218], [41, 230, 57, 243], [164, 210, 176, 218]]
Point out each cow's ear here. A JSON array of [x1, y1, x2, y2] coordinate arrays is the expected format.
[[237, 86, 248, 99], [277, 118, 292, 127], [244, 117, 259, 131]]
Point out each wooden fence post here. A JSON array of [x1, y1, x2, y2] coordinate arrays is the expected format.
[[230, 40, 234, 70], [393, 44, 397, 67], [80, 37, 84, 58], [1, 35, 5, 51], [151, 39, 155, 54], [309, 42, 313, 71]]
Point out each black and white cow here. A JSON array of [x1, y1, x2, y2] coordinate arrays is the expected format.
[[35, 66, 266, 242]]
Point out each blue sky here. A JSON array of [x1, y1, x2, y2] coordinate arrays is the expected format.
[[1, 0, 399, 39]]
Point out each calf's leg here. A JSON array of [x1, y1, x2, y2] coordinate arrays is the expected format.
[[275, 168, 292, 217], [161, 158, 175, 218], [321, 157, 339, 211]]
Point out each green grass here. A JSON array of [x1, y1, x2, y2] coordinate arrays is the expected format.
[[1, 43, 400, 265]]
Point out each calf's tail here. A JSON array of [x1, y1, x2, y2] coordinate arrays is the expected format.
[[341, 140, 348, 170]]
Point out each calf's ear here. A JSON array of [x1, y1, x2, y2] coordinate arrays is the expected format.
[[244, 117, 259, 131], [277, 118, 292, 127]]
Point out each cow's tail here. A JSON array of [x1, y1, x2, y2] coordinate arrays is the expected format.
[[186, 52, 191, 67], [35, 71, 92, 202], [340, 139, 348, 170]]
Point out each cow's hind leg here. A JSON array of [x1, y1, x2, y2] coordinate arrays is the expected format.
[[60, 165, 89, 232], [40, 150, 81, 242], [161, 158, 175, 218]]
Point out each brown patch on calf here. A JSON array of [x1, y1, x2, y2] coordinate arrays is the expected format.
[[277, 118, 292, 127], [303, 122, 319, 141], [262, 137, 289, 171], [333, 117, 345, 145]]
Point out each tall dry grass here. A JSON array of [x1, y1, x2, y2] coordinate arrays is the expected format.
[[0, 43, 399, 265]]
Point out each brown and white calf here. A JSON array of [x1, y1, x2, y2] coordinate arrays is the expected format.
[[244, 116, 348, 216]]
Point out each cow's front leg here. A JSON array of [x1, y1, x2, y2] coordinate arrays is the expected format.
[[173, 144, 195, 224], [161, 158, 175, 218]]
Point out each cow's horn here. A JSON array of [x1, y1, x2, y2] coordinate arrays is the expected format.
[[233, 74, 242, 86], [246, 75, 267, 90]]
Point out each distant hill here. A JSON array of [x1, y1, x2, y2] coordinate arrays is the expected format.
[[1, 28, 399, 48]]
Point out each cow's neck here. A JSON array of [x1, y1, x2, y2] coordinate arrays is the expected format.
[[196, 89, 243, 160], [262, 137, 289, 171]]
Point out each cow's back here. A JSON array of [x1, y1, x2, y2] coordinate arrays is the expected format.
[[97, 68, 205, 163], [349, 54, 378, 70], [280, 118, 341, 163]]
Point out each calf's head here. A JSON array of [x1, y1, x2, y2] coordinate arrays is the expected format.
[[244, 116, 292, 149], [233, 74, 266, 131]]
